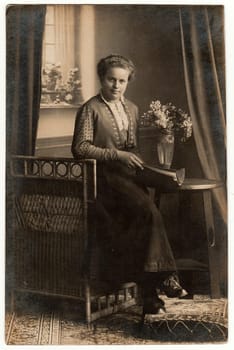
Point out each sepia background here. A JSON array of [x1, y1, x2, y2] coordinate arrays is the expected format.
[[5, 3, 228, 345]]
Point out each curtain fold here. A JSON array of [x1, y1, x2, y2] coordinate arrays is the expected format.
[[78, 5, 96, 101], [179, 6, 227, 225], [6, 5, 46, 156], [6, 5, 46, 303]]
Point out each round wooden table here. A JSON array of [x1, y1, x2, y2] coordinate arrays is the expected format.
[[179, 178, 223, 191]]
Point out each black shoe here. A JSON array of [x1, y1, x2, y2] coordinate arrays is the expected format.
[[160, 273, 188, 298], [143, 296, 166, 315]]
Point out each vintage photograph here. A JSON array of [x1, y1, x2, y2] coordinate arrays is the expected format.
[[5, 3, 227, 345]]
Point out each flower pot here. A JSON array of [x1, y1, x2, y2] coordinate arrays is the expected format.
[[157, 131, 175, 169]]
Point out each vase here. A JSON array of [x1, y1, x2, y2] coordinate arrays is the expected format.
[[73, 90, 82, 105], [47, 80, 56, 91], [156, 131, 175, 169]]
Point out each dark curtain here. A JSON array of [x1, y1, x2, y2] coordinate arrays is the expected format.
[[179, 5, 226, 223], [5, 5, 46, 307], [179, 6, 227, 295], [6, 5, 46, 156]]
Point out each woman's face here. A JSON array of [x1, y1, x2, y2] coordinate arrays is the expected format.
[[101, 67, 130, 102]]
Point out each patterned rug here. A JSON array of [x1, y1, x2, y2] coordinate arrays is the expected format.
[[5, 295, 228, 345]]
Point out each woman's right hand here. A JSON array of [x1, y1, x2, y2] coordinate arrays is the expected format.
[[117, 150, 144, 170]]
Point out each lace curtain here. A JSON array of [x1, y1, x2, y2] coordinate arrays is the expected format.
[[54, 5, 76, 82]]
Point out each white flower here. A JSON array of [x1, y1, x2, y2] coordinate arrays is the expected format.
[[140, 99, 193, 142], [65, 93, 73, 102]]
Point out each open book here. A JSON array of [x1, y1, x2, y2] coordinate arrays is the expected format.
[[136, 164, 185, 188]]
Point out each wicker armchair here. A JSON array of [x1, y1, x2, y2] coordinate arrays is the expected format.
[[10, 156, 137, 325]]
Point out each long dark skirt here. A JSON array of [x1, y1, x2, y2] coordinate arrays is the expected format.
[[86, 162, 177, 285]]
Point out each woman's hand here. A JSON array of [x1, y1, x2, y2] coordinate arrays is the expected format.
[[117, 150, 144, 169]]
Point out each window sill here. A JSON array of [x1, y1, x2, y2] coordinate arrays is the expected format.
[[40, 103, 82, 109]]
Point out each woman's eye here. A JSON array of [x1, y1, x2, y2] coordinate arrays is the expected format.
[[107, 78, 126, 84]]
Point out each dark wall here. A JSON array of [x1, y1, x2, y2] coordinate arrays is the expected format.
[[94, 5, 201, 177], [94, 5, 188, 115]]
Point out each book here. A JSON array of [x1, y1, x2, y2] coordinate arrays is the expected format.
[[136, 163, 185, 188]]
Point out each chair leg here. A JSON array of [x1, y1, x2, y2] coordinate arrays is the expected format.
[[85, 280, 91, 327], [133, 284, 138, 299]]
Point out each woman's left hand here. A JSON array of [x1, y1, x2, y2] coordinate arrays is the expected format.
[[117, 150, 144, 169]]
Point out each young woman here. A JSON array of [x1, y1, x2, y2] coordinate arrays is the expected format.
[[72, 54, 187, 314]]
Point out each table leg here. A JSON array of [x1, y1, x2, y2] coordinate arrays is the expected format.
[[178, 191, 191, 253], [203, 190, 221, 298]]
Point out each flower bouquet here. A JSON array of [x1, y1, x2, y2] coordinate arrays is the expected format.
[[42, 63, 62, 92], [140, 100, 192, 142], [62, 68, 82, 104], [41, 64, 82, 105], [140, 100, 193, 169]]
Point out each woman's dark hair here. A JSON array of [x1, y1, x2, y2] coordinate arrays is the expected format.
[[97, 54, 136, 82]]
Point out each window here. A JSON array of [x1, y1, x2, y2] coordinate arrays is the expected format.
[[41, 5, 82, 106], [43, 5, 56, 65]]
